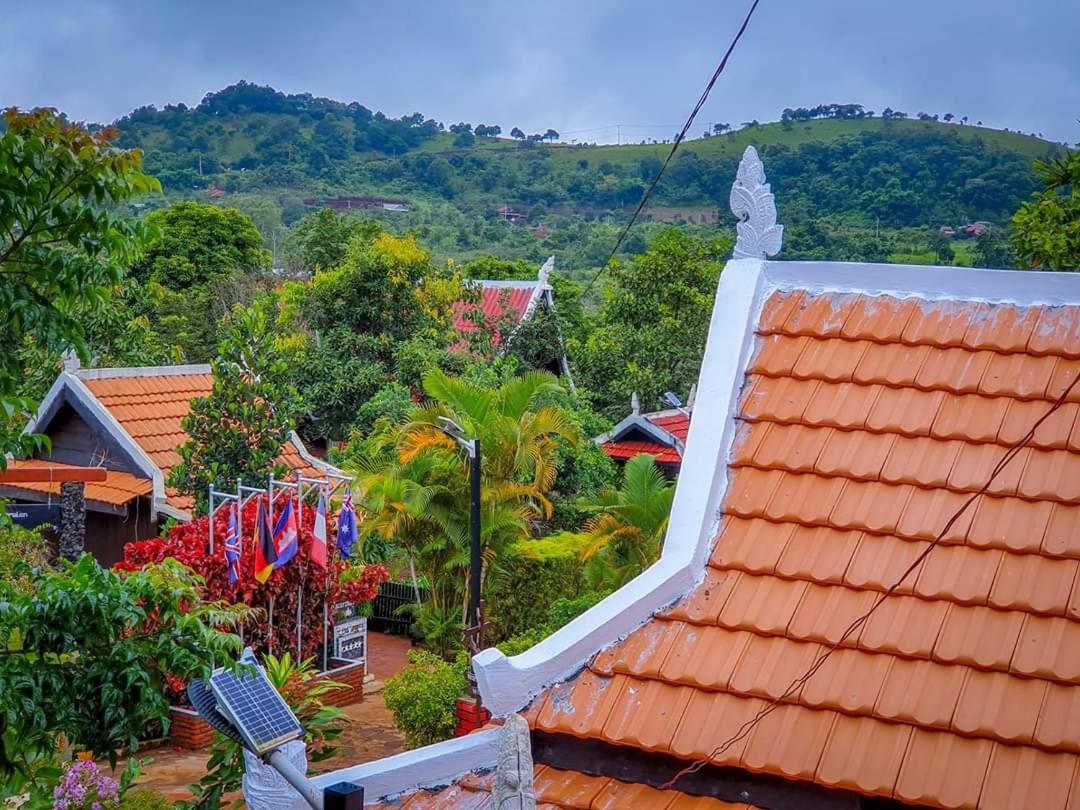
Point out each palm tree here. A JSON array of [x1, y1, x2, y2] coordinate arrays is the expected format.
[[579, 454, 675, 589], [351, 368, 580, 655]]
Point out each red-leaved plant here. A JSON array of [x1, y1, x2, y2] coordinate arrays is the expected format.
[[117, 495, 388, 701]]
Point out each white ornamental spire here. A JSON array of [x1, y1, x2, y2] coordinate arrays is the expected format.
[[730, 145, 783, 259]]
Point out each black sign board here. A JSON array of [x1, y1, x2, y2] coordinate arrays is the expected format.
[[333, 616, 367, 662], [5, 503, 61, 530]]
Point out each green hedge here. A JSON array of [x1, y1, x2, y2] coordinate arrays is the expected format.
[[487, 532, 588, 642]]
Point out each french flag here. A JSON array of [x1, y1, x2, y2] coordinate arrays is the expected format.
[[311, 490, 329, 570]]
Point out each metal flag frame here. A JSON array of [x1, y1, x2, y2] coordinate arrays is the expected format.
[[206, 468, 354, 673]]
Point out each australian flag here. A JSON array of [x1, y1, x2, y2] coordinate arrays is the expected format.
[[337, 490, 357, 560], [224, 502, 241, 585]]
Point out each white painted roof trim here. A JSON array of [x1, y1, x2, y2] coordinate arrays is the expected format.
[[73, 363, 212, 380], [24, 372, 166, 511], [474, 258, 769, 716], [310, 725, 501, 800], [475, 256, 1080, 718]]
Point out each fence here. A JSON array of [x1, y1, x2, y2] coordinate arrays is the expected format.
[[368, 581, 426, 635]]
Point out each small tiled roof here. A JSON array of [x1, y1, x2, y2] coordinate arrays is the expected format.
[[601, 411, 690, 466], [529, 291, 1080, 809], [2, 458, 152, 507], [370, 765, 757, 809], [76, 367, 329, 515]]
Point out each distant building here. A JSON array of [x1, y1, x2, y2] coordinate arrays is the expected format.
[[496, 204, 527, 223], [452, 257, 571, 381], [594, 391, 691, 476], [316, 196, 410, 212]]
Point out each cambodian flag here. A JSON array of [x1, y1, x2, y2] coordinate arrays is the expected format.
[[273, 497, 299, 568], [337, 490, 357, 560], [253, 496, 277, 584], [311, 490, 329, 570], [224, 502, 241, 585]]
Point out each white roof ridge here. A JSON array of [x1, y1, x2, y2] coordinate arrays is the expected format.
[[74, 363, 213, 380]]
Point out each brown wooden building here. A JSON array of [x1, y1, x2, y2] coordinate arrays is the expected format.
[[1, 363, 341, 566]]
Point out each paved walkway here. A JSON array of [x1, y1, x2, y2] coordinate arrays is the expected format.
[[131, 632, 413, 802]]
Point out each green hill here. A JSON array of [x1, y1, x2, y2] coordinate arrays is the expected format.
[[102, 82, 1068, 275]]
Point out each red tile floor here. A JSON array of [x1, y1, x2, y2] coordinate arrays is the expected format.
[[127, 631, 413, 803]]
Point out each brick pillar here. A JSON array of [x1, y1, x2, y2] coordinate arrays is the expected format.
[[455, 696, 491, 736], [59, 481, 85, 562]]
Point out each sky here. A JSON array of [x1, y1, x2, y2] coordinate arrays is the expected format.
[[2, 0, 1078, 145]]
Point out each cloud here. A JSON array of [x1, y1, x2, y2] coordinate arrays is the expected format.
[[1, 0, 1076, 143]]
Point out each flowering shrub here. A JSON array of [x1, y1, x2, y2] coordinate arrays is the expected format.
[[117, 494, 388, 694], [53, 760, 120, 810]]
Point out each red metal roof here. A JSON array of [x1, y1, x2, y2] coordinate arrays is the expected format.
[[453, 285, 536, 337], [2, 459, 151, 507], [601, 411, 690, 466]]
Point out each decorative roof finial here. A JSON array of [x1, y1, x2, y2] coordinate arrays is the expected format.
[[730, 145, 783, 259], [631, 392, 641, 415], [537, 255, 554, 289]]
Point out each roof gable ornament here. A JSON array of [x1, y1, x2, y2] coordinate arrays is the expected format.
[[730, 145, 783, 259]]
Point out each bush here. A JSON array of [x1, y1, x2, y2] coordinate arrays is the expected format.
[[486, 533, 587, 641], [121, 788, 174, 809], [383, 650, 467, 748]]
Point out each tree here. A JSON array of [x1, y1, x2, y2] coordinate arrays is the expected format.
[[544, 129, 560, 142], [943, 113, 955, 122], [0, 557, 242, 795], [972, 228, 1016, 268], [579, 454, 674, 589], [0, 108, 158, 462], [287, 208, 379, 273], [509, 127, 525, 140], [352, 369, 580, 656], [132, 201, 269, 289], [571, 229, 729, 418], [1012, 151, 1080, 270], [169, 302, 300, 514]]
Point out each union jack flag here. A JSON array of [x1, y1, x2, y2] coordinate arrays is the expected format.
[[224, 502, 241, 585]]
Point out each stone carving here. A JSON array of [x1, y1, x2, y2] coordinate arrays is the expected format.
[[492, 713, 536, 809], [242, 740, 309, 810], [60, 481, 85, 562], [730, 145, 783, 259]]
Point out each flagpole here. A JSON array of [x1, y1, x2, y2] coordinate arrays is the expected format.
[[296, 473, 303, 661]]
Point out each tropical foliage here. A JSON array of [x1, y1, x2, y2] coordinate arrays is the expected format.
[[1013, 151, 1080, 270], [0, 557, 242, 798], [0, 107, 158, 461], [580, 454, 675, 589], [351, 367, 580, 656]]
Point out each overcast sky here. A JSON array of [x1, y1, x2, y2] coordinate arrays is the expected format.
[[2, 1, 1077, 144]]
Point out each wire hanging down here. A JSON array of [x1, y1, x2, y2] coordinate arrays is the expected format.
[[659, 369, 1080, 791], [580, 0, 764, 298]]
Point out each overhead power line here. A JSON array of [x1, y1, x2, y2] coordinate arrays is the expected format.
[[580, 0, 764, 298], [659, 369, 1080, 790]]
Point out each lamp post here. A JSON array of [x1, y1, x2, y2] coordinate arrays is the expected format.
[[436, 417, 482, 630]]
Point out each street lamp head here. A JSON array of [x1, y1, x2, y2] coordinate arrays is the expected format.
[[662, 391, 683, 409], [437, 416, 466, 437]]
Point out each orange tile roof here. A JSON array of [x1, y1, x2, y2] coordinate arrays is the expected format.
[[600, 411, 689, 466], [78, 369, 327, 514], [527, 292, 1080, 809], [2, 458, 152, 507], [369, 765, 757, 809]]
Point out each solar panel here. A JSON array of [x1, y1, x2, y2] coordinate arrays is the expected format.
[[209, 663, 303, 755]]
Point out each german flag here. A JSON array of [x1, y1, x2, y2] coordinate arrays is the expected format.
[[253, 495, 277, 584]]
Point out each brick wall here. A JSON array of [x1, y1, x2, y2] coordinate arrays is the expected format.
[[454, 697, 491, 737], [319, 658, 365, 707], [169, 706, 215, 749]]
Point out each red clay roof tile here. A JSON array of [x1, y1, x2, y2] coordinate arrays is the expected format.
[[952, 669, 1045, 744], [978, 744, 1077, 810], [980, 352, 1058, 399], [661, 569, 742, 625], [989, 553, 1078, 616], [757, 290, 805, 334], [775, 525, 862, 585], [787, 583, 876, 646], [914, 348, 994, 394], [1034, 683, 1080, 752], [710, 517, 793, 575], [747, 334, 810, 377], [1042, 503, 1080, 558], [874, 657, 966, 729], [782, 294, 858, 338], [791, 339, 870, 383], [727, 634, 822, 701], [902, 300, 981, 348], [962, 304, 1041, 354], [999, 399, 1077, 449], [829, 480, 914, 535], [914, 545, 1001, 605], [1018, 450, 1080, 502], [669, 691, 763, 767], [739, 375, 818, 423], [800, 647, 891, 715], [657, 626, 755, 691], [803, 382, 883, 430], [947, 442, 1028, 497], [534, 671, 625, 739], [814, 430, 896, 480], [816, 714, 911, 797], [1030, 306, 1080, 358], [1011, 615, 1080, 682], [716, 575, 808, 636], [741, 704, 836, 781], [1046, 358, 1080, 403], [968, 496, 1053, 555], [749, 423, 830, 472], [859, 595, 948, 658], [931, 393, 1012, 443], [880, 436, 964, 488], [764, 472, 846, 525], [843, 534, 927, 593], [841, 295, 917, 342], [853, 342, 932, 387], [866, 386, 946, 437], [894, 729, 993, 810], [602, 677, 692, 752], [933, 605, 1025, 670], [592, 620, 682, 680]]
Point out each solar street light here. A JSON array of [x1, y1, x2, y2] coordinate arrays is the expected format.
[[663, 391, 691, 416], [189, 649, 363, 810]]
